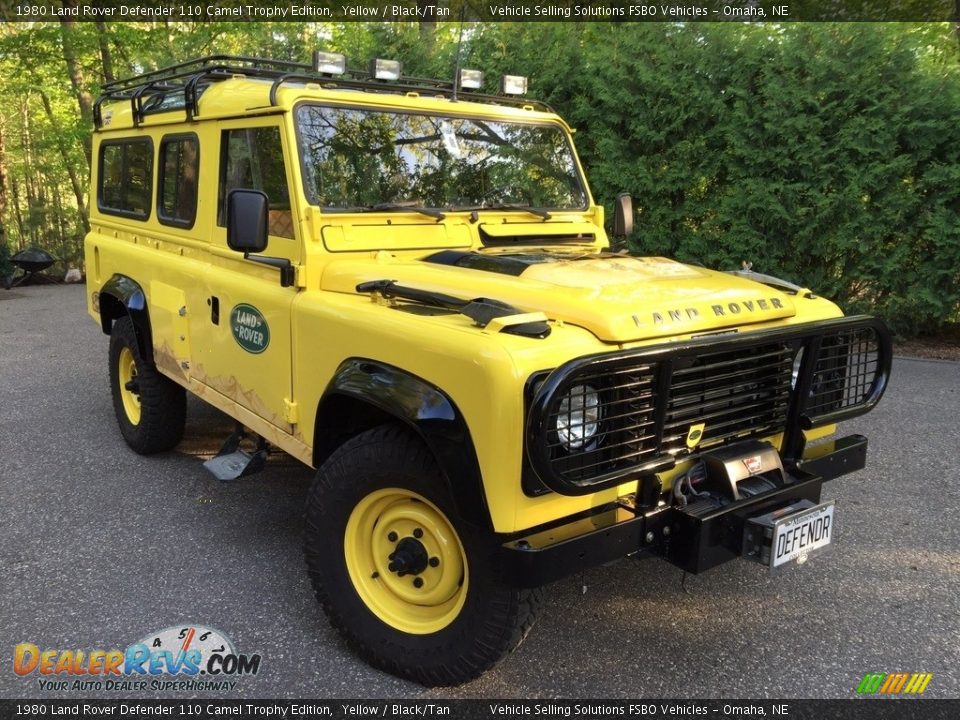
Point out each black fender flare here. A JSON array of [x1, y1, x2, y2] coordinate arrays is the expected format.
[[97, 274, 153, 364], [317, 359, 491, 530]]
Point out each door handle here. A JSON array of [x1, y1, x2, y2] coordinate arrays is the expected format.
[[210, 296, 220, 325]]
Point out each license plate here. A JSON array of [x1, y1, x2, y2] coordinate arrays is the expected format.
[[770, 501, 835, 569]]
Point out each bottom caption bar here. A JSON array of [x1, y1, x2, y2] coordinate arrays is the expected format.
[[0, 700, 957, 720]]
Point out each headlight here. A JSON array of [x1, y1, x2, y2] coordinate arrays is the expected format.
[[791, 348, 804, 389], [556, 384, 601, 450]]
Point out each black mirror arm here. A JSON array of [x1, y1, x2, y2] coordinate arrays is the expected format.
[[243, 253, 295, 288]]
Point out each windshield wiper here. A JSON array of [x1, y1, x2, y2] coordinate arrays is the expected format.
[[355, 279, 550, 338], [458, 204, 552, 221], [356, 280, 465, 310], [366, 202, 446, 220]]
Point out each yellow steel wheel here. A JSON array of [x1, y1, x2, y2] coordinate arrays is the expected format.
[[117, 346, 142, 426], [305, 425, 545, 685], [344, 488, 468, 635], [108, 316, 186, 454]]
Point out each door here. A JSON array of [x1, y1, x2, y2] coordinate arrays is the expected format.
[[190, 120, 300, 433]]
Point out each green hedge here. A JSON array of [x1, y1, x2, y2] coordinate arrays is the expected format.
[[466, 23, 960, 336]]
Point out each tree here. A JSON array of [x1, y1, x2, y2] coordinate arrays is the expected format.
[[0, 21, 957, 332]]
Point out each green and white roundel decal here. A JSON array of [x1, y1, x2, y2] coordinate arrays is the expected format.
[[230, 303, 270, 354]]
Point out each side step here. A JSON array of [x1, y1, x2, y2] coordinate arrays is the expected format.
[[203, 424, 268, 481]]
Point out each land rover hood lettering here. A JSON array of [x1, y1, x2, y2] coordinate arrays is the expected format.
[[326, 253, 798, 342], [649, 297, 786, 326]]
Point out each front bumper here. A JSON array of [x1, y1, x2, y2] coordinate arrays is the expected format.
[[500, 434, 867, 587]]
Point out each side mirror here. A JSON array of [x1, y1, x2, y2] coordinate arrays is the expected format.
[[226, 189, 269, 254], [613, 193, 633, 237]]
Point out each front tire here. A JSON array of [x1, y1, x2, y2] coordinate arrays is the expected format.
[[108, 316, 186, 454], [304, 424, 543, 686]]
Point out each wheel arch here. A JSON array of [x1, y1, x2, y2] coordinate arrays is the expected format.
[[314, 359, 491, 530], [98, 274, 153, 364]]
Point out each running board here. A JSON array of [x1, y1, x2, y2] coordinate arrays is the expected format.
[[203, 424, 268, 481]]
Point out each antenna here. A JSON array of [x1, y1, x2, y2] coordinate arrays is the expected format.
[[451, 3, 467, 102]]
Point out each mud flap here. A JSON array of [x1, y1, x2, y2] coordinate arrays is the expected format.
[[203, 424, 268, 481]]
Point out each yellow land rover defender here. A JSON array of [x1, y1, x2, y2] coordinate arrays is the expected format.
[[85, 55, 891, 685]]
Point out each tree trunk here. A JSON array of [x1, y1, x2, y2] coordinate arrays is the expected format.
[[59, 12, 93, 123], [10, 176, 25, 248], [95, 19, 115, 83], [164, 19, 176, 61], [0, 119, 7, 220], [51, 184, 72, 269], [38, 89, 90, 233], [955, 0, 960, 53], [111, 34, 138, 77], [19, 99, 39, 246], [59, 9, 94, 165], [0, 119, 7, 252], [418, 2, 437, 52]]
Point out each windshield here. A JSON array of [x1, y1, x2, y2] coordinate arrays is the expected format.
[[294, 104, 588, 212]]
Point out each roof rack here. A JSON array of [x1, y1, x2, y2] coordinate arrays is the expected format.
[[93, 55, 554, 129]]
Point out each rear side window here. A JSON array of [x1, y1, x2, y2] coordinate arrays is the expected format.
[[219, 127, 294, 238], [158, 134, 199, 228], [98, 138, 153, 219]]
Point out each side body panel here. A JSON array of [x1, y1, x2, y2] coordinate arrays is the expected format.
[[186, 117, 300, 436], [85, 117, 306, 460]]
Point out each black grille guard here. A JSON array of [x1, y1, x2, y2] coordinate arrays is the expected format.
[[525, 315, 892, 496]]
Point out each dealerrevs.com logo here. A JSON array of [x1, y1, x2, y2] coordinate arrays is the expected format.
[[13, 625, 261, 692]]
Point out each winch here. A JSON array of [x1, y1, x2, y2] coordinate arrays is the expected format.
[[665, 439, 831, 573]]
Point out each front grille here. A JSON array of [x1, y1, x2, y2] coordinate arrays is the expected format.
[[526, 316, 891, 495], [662, 343, 793, 452]]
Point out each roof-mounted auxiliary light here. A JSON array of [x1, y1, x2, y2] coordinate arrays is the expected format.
[[312, 51, 346, 76], [459, 69, 484, 90], [500, 74, 528, 96], [371, 58, 402, 81]]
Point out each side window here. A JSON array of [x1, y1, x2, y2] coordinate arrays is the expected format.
[[219, 127, 294, 239], [158, 134, 199, 228], [98, 138, 153, 219]]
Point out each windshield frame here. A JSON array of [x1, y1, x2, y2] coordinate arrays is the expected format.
[[291, 100, 591, 214]]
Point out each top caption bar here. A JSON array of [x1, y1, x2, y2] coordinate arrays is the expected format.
[[1, 1, 959, 23]]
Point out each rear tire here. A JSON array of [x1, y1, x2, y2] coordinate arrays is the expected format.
[[108, 316, 186, 454], [304, 424, 543, 686]]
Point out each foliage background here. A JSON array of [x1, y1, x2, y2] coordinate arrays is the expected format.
[[0, 20, 958, 336]]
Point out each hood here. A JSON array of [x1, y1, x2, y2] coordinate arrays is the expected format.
[[322, 251, 797, 343]]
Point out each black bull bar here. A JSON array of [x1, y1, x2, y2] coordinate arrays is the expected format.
[[501, 434, 866, 586]]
